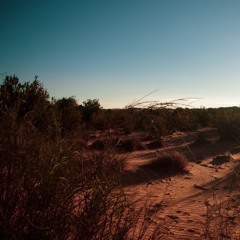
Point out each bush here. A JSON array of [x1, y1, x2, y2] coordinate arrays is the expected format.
[[116, 138, 145, 153], [81, 99, 101, 123], [0, 76, 165, 239], [147, 139, 163, 149], [203, 186, 240, 239], [55, 97, 82, 135], [215, 108, 240, 141], [147, 151, 189, 174]]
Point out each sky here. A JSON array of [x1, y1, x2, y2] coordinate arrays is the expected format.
[[1, 0, 240, 108]]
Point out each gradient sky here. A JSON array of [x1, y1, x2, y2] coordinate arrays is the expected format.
[[1, 0, 240, 108]]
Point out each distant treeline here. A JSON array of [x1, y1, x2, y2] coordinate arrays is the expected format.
[[1, 75, 240, 139]]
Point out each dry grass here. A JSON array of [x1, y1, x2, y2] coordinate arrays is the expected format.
[[146, 151, 189, 174], [3, 77, 240, 239], [116, 138, 145, 153], [0, 77, 167, 239], [203, 191, 240, 239], [147, 139, 163, 149]]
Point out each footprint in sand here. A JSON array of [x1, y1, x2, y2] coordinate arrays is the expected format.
[[187, 229, 200, 234], [176, 210, 182, 214], [167, 215, 179, 223]]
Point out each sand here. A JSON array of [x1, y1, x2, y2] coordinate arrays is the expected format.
[[122, 128, 240, 239]]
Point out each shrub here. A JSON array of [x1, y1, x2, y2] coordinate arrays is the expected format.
[[147, 151, 189, 174], [0, 76, 165, 239], [210, 154, 233, 166], [0, 105, 160, 239], [55, 97, 82, 135], [116, 138, 145, 153], [215, 108, 240, 141], [147, 139, 163, 149], [89, 139, 105, 150], [203, 190, 240, 239], [81, 99, 101, 123], [191, 130, 210, 146]]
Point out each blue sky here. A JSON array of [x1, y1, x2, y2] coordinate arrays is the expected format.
[[1, 0, 240, 108]]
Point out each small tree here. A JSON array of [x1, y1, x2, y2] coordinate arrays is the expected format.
[[56, 97, 81, 135], [81, 99, 101, 123]]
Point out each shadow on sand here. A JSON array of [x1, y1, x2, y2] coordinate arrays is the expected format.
[[121, 164, 187, 187]]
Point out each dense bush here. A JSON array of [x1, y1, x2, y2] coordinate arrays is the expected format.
[[0, 76, 164, 239], [80, 98, 101, 123], [0, 75, 55, 134], [56, 97, 81, 135], [214, 107, 240, 141]]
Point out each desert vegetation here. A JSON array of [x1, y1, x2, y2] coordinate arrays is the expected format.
[[1, 75, 240, 239], [0, 76, 166, 239], [146, 151, 189, 174]]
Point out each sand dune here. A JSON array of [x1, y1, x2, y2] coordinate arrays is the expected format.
[[123, 128, 240, 239]]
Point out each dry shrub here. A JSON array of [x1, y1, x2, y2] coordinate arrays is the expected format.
[[203, 194, 240, 240], [203, 166, 240, 240], [215, 109, 240, 141], [193, 131, 210, 145], [147, 151, 189, 174], [210, 154, 233, 166], [230, 146, 240, 154], [89, 139, 105, 150], [0, 117, 165, 239], [0, 77, 168, 240], [141, 134, 155, 142], [89, 134, 120, 151], [147, 139, 163, 149], [116, 138, 145, 153]]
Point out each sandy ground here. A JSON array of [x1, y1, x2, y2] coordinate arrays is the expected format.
[[122, 128, 240, 239]]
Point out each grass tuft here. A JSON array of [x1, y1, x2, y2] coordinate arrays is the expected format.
[[147, 151, 189, 174]]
